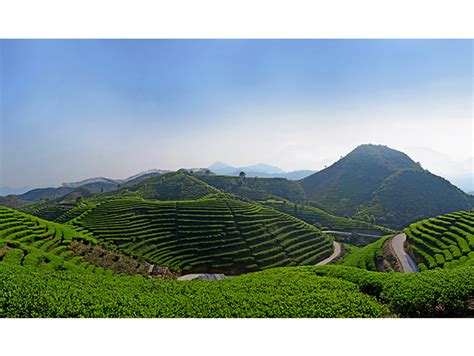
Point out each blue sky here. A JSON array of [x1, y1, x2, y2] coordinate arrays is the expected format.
[[0, 39, 472, 188]]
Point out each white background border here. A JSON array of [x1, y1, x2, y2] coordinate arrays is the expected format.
[[0, 0, 473, 38], [0, 1, 473, 355]]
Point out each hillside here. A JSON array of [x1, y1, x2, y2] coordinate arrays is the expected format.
[[0, 206, 158, 277], [404, 210, 474, 270], [2, 262, 473, 317], [301, 144, 473, 228], [2, 204, 473, 317], [1, 185, 99, 208], [359, 169, 473, 228], [260, 199, 393, 237], [70, 197, 333, 274], [198, 175, 307, 202], [105, 172, 221, 200]]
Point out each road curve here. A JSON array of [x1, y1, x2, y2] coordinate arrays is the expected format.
[[316, 241, 342, 266], [391, 233, 419, 273]]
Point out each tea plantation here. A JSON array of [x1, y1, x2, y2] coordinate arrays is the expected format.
[[404, 210, 474, 270], [0, 206, 154, 276], [261, 199, 392, 235], [70, 197, 334, 273], [1, 204, 473, 317]]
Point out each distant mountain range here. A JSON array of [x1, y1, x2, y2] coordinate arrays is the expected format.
[[0, 169, 172, 207], [208, 161, 316, 180]]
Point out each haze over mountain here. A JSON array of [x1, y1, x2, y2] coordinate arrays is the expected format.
[[2, 143, 472, 231], [2, 40, 472, 189], [208, 162, 316, 180]]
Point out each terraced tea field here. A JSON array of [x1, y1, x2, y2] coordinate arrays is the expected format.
[[337, 235, 392, 271], [261, 199, 392, 235], [0, 206, 153, 276], [106, 172, 221, 200], [21, 202, 92, 223], [0, 205, 98, 272], [70, 197, 333, 273], [404, 210, 474, 270], [2, 204, 473, 318]]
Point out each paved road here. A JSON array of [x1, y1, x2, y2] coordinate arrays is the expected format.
[[391, 233, 419, 273], [316, 241, 342, 266]]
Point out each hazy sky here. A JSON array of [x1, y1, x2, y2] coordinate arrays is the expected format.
[[0, 39, 472, 188]]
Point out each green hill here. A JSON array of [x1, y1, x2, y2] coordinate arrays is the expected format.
[[198, 175, 307, 202], [0, 206, 155, 277], [404, 210, 474, 270], [105, 172, 221, 200], [2, 204, 473, 318], [70, 197, 333, 274], [358, 169, 473, 228], [260, 199, 393, 236], [336, 235, 393, 271], [301, 144, 473, 228]]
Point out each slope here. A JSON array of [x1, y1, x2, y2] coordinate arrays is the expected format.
[[70, 197, 333, 274], [105, 172, 221, 200], [404, 210, 474, 270], [198, 174, 307, 202], [300, 144, 473, 228], [301, 144, 422, 215], [0, 206, 157, 277], [358, 169, 473, 228], [260, 199, 393, 236]]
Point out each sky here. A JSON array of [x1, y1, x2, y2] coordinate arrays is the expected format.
[[0, 39, 472, 190]]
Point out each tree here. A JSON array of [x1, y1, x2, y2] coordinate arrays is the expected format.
[[239, 171, 246, 180], [75, 196, 83, 206]]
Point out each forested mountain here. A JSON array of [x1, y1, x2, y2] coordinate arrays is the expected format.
[[301, 144, 473, 228], [198, 175, 307, 202]]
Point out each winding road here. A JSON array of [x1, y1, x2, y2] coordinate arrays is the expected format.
[[316, 241, 342, 266], [391, 233, 419, 273], [178, 241, 342, 280]]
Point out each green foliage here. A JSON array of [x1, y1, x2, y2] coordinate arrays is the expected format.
[[0, 263, 388, 318], [262, 199, 392, 236], [105, 172, 221, 201], [313, 265, 474, 317], [300, 144, 473, 229], [198, 175, 306, 202], [71, 197, 333, 273], [1, 263, 472, 318], [337, 235, 392, 271], [405, 210, 474, 270], [360, 170, 473, 229]]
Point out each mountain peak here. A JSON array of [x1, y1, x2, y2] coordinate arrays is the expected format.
[[209, 161, 234, 170], [341, 144, 420, 172]]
